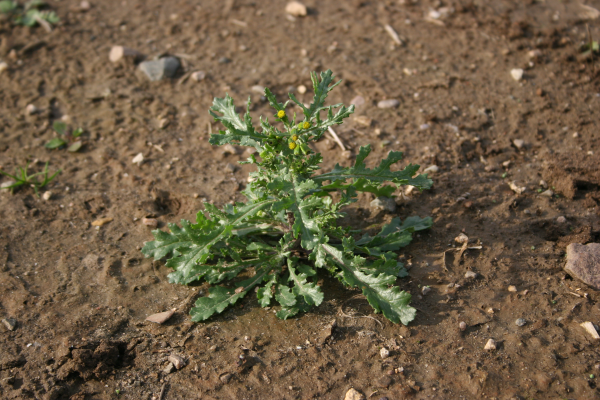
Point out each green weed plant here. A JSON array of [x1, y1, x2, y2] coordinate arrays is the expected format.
[[142, 70, 432, 325]]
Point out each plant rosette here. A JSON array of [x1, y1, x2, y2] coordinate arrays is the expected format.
[[142, 70, 433, 325]]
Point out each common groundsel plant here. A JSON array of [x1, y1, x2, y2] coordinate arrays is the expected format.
[[142, 70, 433, 325]]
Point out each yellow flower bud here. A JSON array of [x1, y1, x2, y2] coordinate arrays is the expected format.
[[291, 134, 298, 142], [302, 121, 310, 129], [277, 110, 286, 118], [289, 142, 297, 150]]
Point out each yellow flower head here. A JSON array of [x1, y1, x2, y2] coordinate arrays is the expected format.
[[277, 110, 286, 119], [302, 121, 310, 129], [291, 134, 298, 142], [289, 142, 297, 150]]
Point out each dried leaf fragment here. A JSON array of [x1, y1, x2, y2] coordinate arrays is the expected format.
[[581, 321, 600, 339]]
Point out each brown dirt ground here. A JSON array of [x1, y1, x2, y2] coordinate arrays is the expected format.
[[1, 0, 600, 399]]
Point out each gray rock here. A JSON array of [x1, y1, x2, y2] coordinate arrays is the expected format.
[[370, 197, 396, 213], [163, 362, 175, 374], [168, 354, 186, 369], [565, 243, 600, 289], [377, 99, 399, 109], [2, 318, 17, 331], [139, 57, 180, 81], [515, 318, 527, 327]]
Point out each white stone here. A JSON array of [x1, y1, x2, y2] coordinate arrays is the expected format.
[[80, 1, 91, 10], [251, 85, 265, 93], [285, 1, 307, 17], [423, 165, 439, 174], [297, 85, 307, 94], [509, 181, 526, 195], [168, 354, 186, 369], [513, 139, 525, 149], [25, 104, 38, 115], [109, 46, 142, 63], [511, 68, 524, 81], [540, 189, 554, 197], [464, 270, 478, 279], [377, 99, 399, 109], [42, 191, 52, 201], [556, 216, 566, 223], [191, 71, 206, 81], [459, 321, 467, 331], [132, 153, 144, 166], [484, 339, 496, 350]]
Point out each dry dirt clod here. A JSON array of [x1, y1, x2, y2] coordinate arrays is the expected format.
[[285, 1, 307, 17], [142, 217, 158, 228], [508, 181, 526, 195], [380, 347, 390, 359], [377, 99, 399, 109], [91, 217, 113, 227], [344, 388, 365, 400], [515, 318, 527, 327], [564, 243, 600, 290], [2, 318, 17, 331], [508, 285, 517, 292], [163, 363, 175, 374], [580, 321, 600, 339], [168, 354, 186, 369], [484, 339, 497, 350], [370, 197, 396, 213], [464, 270, 478, 279]]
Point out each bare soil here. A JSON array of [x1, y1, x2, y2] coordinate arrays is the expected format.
[[1, 0, 600, 399]]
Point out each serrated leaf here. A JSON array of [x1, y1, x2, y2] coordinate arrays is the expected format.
[[313, 145, 433, 192], [190, 286, 246, 321], [288, 260, 323, 306], [209, 94, 267, 149], [0, 1, 17, 13], [257, 273, 277, 307], [275, 284, 297, 308], [321, 243, 416, 325]]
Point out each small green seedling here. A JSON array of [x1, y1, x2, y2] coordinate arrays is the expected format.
[[142, 70, 433, 325], [0, 161, 60, 196], [45, 121, 83, 152], [0, 1, 59, 28]]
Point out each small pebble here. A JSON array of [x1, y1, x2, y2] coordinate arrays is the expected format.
[[556, 216, 566, 223], [191, 71, 206, 81], [423, 165, 439, 174], [459, 321, 467, 331], [536, 88, 544, 97], [163, 363, 175, 374], [139, 57, 180, 81], [484, 338, 496, 351], [540, 189, 554, 197], [158, 118, 169, 129], [218, 57, 231, 64], [510, 68, 524, 81], [225, 163, 237, 172], [2, 318, 17, 331], [42, 191, 52, 201], [350, 95, 365, 107], [91, 217, 113, 227], [79, 1, 91, 11], [464, 270, 478, 279], [146, 309, 175, 324], [527, 49, 542, 59], [421, 286, 431, 295], [132, 153, 144, 166], [539, 180, 548, 188], [168, 354, 186, 370], [515, 318, 527, 327], [109, 46, 142, 63], [344, 388, 365, 400], [220, 373, 233, 383], [142, 218, 158, 228], [297, 85, 307, 94], [380, 347, 390, 359], [251, 85, 265, 93], [285, 1, 307, 17], [508, 285, 517, 292], [26, 104, 39, 115], [377, 99, 400, 109], [513, 139, 524, 149], [0, 61, 8, 74]]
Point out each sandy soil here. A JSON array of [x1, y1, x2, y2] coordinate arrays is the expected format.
[[1, 0, 600, 399]]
